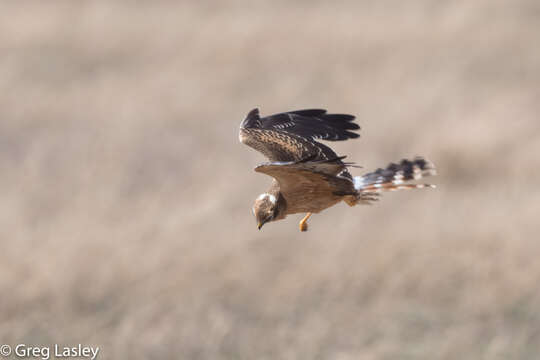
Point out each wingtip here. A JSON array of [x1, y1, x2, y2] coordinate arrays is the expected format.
[[253, 163, 266, 173], [240, 108, 261, 129], [248, 107, 259, 117], [245, 108, 260, 122]]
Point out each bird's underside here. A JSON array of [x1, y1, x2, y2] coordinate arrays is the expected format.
[[239, 108, 436, 232], [256, 159, 353, 214]]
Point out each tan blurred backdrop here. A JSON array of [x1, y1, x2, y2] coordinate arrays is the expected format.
[[1, 1, 540, 359]]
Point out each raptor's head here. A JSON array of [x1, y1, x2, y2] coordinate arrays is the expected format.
[[253, 193, 279, 230]]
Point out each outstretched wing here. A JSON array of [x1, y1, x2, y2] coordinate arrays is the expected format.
[[239, 108, 360, 162], [243, 108, 360, 141], [255, 158, 357, 213]]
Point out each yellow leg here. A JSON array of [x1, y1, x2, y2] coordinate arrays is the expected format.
[[299, 213, 312, 232]]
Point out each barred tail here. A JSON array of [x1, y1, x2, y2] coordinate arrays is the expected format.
[[354, 157, 436, 193]]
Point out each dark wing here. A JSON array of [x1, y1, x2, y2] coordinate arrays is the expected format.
[[239, 108, 360, 163], [255, 158, 357, 203], [246, 108, 360, 141]]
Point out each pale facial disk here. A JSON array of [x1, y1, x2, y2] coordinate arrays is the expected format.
[[257, 193, 277, 204]]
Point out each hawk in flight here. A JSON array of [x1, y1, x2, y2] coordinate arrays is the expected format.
[[239, 108, 436, 231]]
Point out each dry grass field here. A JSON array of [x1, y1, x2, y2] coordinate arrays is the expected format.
[[1, 1, 540, 359]]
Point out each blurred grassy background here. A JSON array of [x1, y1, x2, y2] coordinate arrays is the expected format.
[[1, 1, 540, 359]]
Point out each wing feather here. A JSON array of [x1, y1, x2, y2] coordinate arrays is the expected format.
[[239, 108, 360, 163], [255, 158, 355, 199], [240, 108, 360, 141]]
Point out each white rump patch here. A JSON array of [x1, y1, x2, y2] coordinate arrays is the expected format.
[[257, 193, 277, 204], [353, 176, 364, 190]]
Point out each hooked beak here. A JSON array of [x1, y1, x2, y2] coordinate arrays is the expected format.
[[257, 217, 271, 230]]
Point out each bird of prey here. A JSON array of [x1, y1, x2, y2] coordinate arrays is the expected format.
[[239, 108, 436, 231]]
